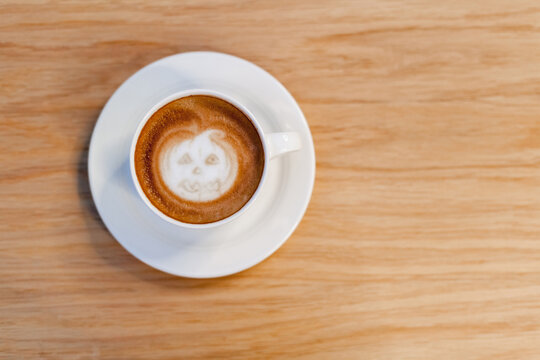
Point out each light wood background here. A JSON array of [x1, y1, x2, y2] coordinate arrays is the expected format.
[[2, 1, 540, 358]]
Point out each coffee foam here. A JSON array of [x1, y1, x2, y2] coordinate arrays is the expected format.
[[159, 129, 238, 202], [134, 95, 265, 224]]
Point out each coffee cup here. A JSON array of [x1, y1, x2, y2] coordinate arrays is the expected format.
[[129, 89, 301, 228]]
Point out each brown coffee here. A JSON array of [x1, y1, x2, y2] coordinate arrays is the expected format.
[[134, 95, 265, 224]]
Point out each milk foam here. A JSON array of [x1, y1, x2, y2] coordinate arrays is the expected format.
[[159, 129, 238, 202]]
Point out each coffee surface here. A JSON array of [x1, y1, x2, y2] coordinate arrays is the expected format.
[[134, 95, 265, 224]]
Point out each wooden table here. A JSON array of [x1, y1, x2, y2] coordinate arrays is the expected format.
[[3, 1, 540, 358]]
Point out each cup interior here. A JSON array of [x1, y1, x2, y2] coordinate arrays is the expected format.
[[129, 89, 269, 229]]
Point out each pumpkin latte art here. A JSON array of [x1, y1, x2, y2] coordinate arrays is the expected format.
[[160, 129, 239, 202], [134, 95, 265, 224]]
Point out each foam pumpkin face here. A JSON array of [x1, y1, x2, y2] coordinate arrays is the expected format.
[[160, 129, 238, 202]]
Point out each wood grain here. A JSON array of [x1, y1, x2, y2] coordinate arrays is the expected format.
[[2, 0, 540, 358]]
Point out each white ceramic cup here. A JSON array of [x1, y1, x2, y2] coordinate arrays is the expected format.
[[129, 89, 302, 229]]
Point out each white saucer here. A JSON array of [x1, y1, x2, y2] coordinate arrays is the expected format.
[[88, 52, 315, 278]]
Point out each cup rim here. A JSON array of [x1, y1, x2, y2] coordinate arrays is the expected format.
[[129, 88, 269, 229]]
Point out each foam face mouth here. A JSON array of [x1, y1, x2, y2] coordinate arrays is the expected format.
[[160, 129, 238, 202], [179, 180, 200, 193]]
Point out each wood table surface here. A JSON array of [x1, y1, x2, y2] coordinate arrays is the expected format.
[[3, 1, 540, 358]]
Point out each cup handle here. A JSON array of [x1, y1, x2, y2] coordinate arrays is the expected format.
[[266, 132, 301, 159]]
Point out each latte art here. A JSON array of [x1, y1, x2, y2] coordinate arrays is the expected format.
[[160, 129, 238, 202], [134, 95, 265, 224]]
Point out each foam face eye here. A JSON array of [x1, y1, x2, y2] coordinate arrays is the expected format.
[[178, 153, 192, 164], [205, 154, 219, 165]]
